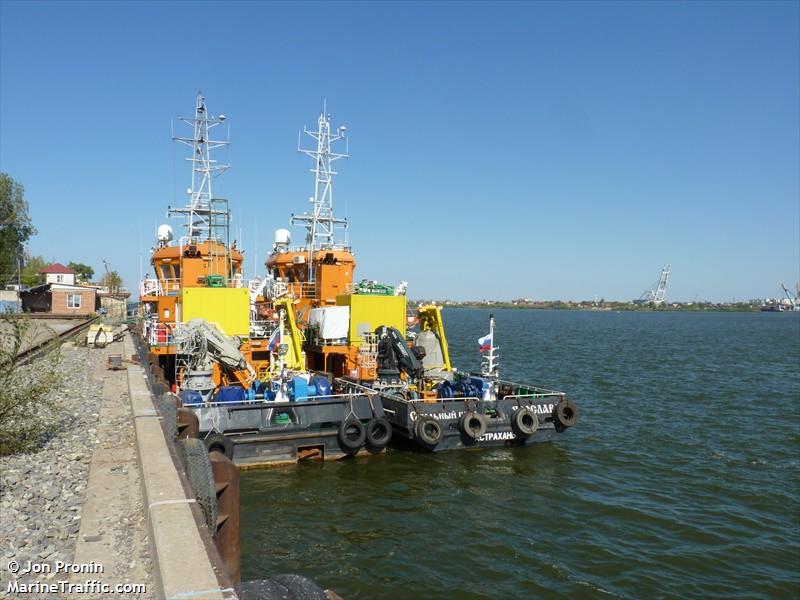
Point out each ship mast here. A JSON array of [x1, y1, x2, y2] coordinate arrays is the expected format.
[[291, 103, 349, 281], [481, 314, 499, 379], [169, 92, 231, 245]]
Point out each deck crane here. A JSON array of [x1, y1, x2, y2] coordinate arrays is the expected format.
[[637, 264, 670, 305]]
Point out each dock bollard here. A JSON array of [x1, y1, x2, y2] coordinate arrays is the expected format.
[[210, 451, 241, 584]]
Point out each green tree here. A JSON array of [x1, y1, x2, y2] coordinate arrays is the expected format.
[[100, 270, 123, 291], [20, 255, 47, 287], [68, 261, 94, 282], [0, 173, 36, 284], [0, 315, 60, 455]]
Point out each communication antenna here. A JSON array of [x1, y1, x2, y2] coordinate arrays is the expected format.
[[481, 314, 499, 379], [168, 92, 230, 243], [291, 102, 349, 281]]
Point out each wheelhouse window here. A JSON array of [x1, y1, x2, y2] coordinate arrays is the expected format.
[[67, 294, 81, 308]]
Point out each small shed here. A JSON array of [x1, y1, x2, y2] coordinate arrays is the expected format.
[[20, 283, 98, 316], [98, 290, 131, 320]]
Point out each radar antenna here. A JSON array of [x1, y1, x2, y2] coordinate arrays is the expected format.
[[168, 92, 231, 243], [291, 103, 349, 281]]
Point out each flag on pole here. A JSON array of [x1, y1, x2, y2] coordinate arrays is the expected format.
[[268, 327, 281, 352], [478, 332, 492, 352]]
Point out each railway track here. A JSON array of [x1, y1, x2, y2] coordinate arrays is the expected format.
[[12, 315, 100, 365]]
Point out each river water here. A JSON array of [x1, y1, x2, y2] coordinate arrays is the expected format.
[[240, 309, 800, 599]]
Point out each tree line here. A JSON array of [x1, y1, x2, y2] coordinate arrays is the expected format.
[[0, 173, 123, 290]]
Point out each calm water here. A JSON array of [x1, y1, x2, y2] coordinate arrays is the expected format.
[[240, 309, 800, 599]]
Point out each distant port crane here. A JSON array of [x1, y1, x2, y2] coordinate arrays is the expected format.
[[637, 264, 670, 305], [780, 283, 800, 311]]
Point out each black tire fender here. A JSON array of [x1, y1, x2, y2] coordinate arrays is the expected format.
[[415, 416, 443, 447], [365, 417, 392, 450], [459, 411, 488, 440], [204, 432, 235, 460], [553, 399, 580, 428], [513, 406, 539, 437], [338, 418, 366, 453], [154, 394, 178, 440], [178, 438, 218, 533]]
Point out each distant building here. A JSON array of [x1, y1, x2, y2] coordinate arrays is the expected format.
[[98, 290, 131, 320], [38, 263, 77, 286], [20, 283, 98, 316]]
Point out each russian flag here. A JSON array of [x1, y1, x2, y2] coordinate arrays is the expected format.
[[268, 327, 281, 352], [478, 333, 492, 352]]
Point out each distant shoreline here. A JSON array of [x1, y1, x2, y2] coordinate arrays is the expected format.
[[408, 301, 784, 313]]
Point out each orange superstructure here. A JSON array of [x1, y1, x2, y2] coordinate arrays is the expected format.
[[140, 94, 272, 389], [265, 247, 355, 319]]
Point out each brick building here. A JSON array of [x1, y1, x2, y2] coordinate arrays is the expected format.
[[20, 283, 97, 316]]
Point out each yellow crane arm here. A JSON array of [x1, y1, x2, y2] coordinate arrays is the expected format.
[[273, 298, 305, 370], [417, 304, 452, 372]]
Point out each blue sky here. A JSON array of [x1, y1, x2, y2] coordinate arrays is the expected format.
[[1, 0, 798, 302]]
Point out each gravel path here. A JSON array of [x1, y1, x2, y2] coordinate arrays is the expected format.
[[0, 340, 153, 598]]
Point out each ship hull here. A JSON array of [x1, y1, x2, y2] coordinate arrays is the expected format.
[[187, 395, 388, 467], [380, 393, 571, 452]]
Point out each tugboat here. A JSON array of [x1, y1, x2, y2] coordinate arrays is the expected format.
[[138, 95, 387, 466], [260, 107, 580, 452], [349, 310, 580, 451]]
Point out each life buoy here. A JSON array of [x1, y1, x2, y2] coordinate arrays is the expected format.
[[203, 432, 235, 460], [338, 418, 366, 453], [365, 417, 392, 450], [415, 416, 442, 447], [553, 399, 579, 428], [459, 411, 488, 440], [513, 406, 539, 437]]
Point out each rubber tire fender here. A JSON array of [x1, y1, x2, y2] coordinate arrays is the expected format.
[[365, 417, 392, 450], [155, 394, 178, 440], [459, 411, 488, 440], [203, 432, 235, 460], [237, 575, 327, 600], [178, 438, 218, 534], [338, 418, 366, 454], [415, 416, 443, 447], [553, 399, 580, 428], [513, 406, 539, 437]]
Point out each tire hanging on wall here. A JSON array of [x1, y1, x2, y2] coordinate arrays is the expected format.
[[365, 417, 392, 451], [459, 411, 488, 440], [513, 406, 539, 437], [553, 399, 580, 428], [155, 394, 178, 440], [338, 418, 366, 453], [415, 416, 443, 448], [203, 432, 235, 460], [178, 438, 218, 534]]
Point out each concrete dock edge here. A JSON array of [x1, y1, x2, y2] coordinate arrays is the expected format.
[[124, 334, 236, 600]]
